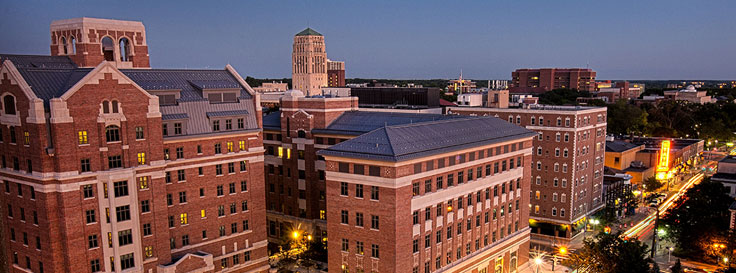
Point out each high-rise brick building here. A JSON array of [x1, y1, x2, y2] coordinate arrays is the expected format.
[[0, 18, 268, 273], [327, 60, 345, 87], [510, 68, 596, 94], [319, 117, 537, 273], [448, 105, 607, 249], [261, 93, 465, 244], [292, 28, 328, 96]]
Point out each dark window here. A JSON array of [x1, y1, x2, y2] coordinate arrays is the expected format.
[[369, 166, 381, 177], [88, 234, 98, 249], [135, 127, 144, 139], [141, 200, 150, 213], [113, 181, 128, 197], [83, 185, 94, 198], [105, 126, 120, 142], [370, 186, 379, 200], [115, 205, 131, 222], [81, 159, 91, 172], [108, 155, 122, 169], [120, 253, 135, 270], [118, 230, 133, 246], [3, 95, 16, 115], [338, 162, 349, 173]]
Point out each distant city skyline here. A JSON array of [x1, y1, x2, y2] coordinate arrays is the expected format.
[[1, 0, 734, 80]]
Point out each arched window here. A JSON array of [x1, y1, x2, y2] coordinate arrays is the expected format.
[[102, 100, 110, 114], [111, 100, 119, 113], [297, 130, 306, 138], [106, 125, 120, 142], [60, 37, 68, 55], [119, 38, 131, 62], [70, 36, 76, 54], [3, 95, 16, 115], [101, 37, 115, 61]]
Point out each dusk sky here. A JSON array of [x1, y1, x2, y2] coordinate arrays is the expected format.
[[1, 0, 734, 80]]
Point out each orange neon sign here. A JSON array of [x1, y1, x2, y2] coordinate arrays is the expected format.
[[657, 140, 671, 172]]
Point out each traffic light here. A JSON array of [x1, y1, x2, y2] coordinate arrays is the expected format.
[[603, 226, 611, 234]]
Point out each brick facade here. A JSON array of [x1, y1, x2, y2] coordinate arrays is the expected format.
[[0, 18, 268, 273], [448, 106, 607, 248]]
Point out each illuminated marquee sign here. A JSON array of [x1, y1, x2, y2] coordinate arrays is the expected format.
[[656, 140, 671, 180]]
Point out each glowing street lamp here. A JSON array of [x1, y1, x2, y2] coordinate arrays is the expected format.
[[534, 257, 543, 273]]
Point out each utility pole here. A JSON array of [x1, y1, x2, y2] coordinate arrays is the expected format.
[[650, 206, 659, 258]]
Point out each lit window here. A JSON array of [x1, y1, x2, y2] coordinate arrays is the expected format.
[[78, 131, 88, 144], [23, 131, 30, 145], [144, 246, 153, 258], [137, 152, 146, 165], [139, 177, 149, 189], [180, 213, 188, 225], [238, 140, 246, 150], [227, 142, 233, 152], [201, 209, 206, 218], [277, 147, 283, 158]]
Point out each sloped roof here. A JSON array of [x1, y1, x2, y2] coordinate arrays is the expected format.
[[120, 69, 253, 102], [162, 113, 189, 120], [0, 54, 77, 69], [319, 116, 537, 162], [296, 28, 322, 36], [605, 141, 642, 153], [312, 111, 464, 136], [206, 110, 249, 118]]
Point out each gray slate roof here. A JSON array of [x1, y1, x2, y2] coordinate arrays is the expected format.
[[120, 69, 253, 103], [318, 116, 537, 162], [605, 141, 642, 153], [312, 111, 464, 136], [162, 113, 189, 120], [206, 110, 249, 118], [1, 54, 90, 106]]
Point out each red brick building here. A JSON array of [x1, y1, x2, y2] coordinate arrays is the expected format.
[[510, 68, 596, 94], [261, 93, 463, 244], [448, 105, 607, 249], [327, 60, 345, 87], [0, 18, 268, 273], [319, 117, 537, 273]]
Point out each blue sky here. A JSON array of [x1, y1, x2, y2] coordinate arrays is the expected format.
[[1, 0, 734, 80]]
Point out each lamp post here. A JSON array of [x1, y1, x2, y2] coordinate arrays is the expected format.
[[667, 247, 674, 263], [534, 257, 543, 273]]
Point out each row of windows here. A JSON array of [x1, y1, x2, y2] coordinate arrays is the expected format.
[[8, 228, 41, 250], [4, 181, 36, 200], [414, 180, 520, 220], [211, 118, 246, 132], [169, 220, 251, 249], [340, 239, 380, 258], [164, 141, 248, 161], [340, 210, 380, 229], [165, 161, 248, 183], [6, 204, 40, 224], [88, 252, 135, 272], [10, 252, 44, 273], [413, 142, 524, 175], [0, 155, 33, 173], [77, 126, 132, 145], [412, 158, 522, 197], [84, 205, 131, 224], [219, 251, 252, 270], [0, 126, 29, 145], [339, 183, 380, 200]]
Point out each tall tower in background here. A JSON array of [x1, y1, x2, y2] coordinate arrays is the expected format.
[[292, 28, 327, 96]]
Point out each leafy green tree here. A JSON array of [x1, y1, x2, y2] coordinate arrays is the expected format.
[[607, 100, 649, 136], [661, 178, 734, 261], [642, 176, 664, 193], [562, 231, 656, 273]]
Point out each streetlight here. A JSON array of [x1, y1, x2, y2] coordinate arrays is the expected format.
[[667, 247, 674, 263], [534, 257, 543, 273]]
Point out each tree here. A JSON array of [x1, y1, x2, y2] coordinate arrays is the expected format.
[[562, 231, 656, 273], [643, 176, 664, 193], [607, 100, 649, 136], [661, 178, 734, 261], [670, 259, 683, 273]]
